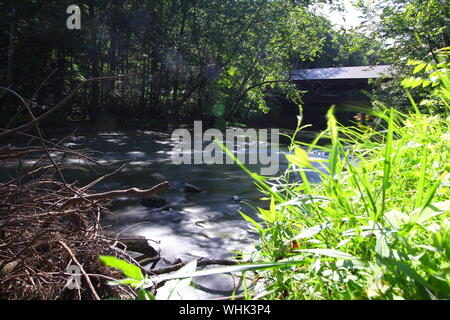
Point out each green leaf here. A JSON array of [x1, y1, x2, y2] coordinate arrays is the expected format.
[[99, 256, 144, 281], [296, 248, 361, 260], [278, 195, 332, 208], [380, 257, 434, 297], [147, 259, 306, 284], [326, 107, 338, 143], [239, 211, 263, 232], [384, 209, 409, 228], [292, 223, 329, 240], [401, 76, 415, 88], [407, 59, 423, 66], [375, 235, 391, 259], [413, 62, 427, 74], [107, 278, 141, 286], [270, 196, 277, 219], [137, 289, 155, 300], [259, 197, 277, 224], [410, 200, 450, 225], [294, 146, 312, 168], [411, 77, 424, 88], [422, 79, 432, 88], [379, 108, 395, 218]]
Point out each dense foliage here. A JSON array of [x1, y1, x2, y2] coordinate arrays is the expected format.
[[356, 0, 450, 109], [1, 0, 349, 129], [235, 48, 449, 299]]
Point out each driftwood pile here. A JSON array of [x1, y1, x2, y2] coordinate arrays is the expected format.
[[0, 77, 169, 300]]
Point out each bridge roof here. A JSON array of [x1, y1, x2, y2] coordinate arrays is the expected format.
[[291, 65, 393, 81]]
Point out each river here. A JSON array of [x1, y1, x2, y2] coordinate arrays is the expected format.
[[1, 129, 326, 298]]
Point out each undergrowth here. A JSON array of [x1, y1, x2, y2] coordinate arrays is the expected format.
[[235, 47, 450, 300]]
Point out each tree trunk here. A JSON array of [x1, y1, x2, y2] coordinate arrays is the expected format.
[[87, 1, 100, 122], [6, 1, 17, 85], [140, 46, 148, 117]]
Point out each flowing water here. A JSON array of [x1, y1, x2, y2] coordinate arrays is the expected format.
[[2, 129, 326, 298]]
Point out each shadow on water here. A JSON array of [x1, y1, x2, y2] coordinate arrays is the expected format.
[[1, 129, 327, 298]]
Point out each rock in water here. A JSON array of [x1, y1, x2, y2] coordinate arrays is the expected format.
[[140, 196, 167, 208], [232, 195, 242, 202], [184, 183, 202, 193], [104, 231, 158, 257]]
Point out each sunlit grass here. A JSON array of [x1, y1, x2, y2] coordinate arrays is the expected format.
[[227, 47, 450, 300]]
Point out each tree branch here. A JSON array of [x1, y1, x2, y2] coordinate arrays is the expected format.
[[147, 258, 238, 276], [0, 74, 134, 138], [62, 181, 170, 208]]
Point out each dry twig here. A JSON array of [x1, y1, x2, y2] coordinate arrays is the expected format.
[[63, 182, 170, 208], [58, 240, 101, 300]]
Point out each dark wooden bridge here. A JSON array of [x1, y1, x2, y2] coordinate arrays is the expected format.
[[269, 65, 393, 129]]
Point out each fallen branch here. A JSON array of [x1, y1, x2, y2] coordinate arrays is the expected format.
[[80, 164, 127, 192], [0, 146, 41, 159], [135, 256, 161, 266], [147, 258, 239, 276], [62, 181, 170, 208]]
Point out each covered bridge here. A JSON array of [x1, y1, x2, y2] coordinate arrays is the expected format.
[[268, 65, 393, 130], [291, 65, 393, 81]]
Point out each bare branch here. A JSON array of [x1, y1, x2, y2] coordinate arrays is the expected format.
[[58, 240, 101, 301], [63, 181, 170, 208], [0, 74, 134, 138], [147, 258, 239, 276]]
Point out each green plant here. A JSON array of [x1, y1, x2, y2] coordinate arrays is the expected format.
[[220, 47, 450, 299], [99, 256, 156, 300]]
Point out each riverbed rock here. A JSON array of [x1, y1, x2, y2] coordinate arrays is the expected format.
[[140, 196, 167, 208], [104, 231, 158, 257], [183, 183, 202, 193]]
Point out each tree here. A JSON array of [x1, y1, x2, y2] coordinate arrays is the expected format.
[[355, 0, 450, 111], [0, 0, 336, 128]]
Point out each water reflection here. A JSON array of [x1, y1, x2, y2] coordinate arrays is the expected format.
[[1, 130, 327, 262]]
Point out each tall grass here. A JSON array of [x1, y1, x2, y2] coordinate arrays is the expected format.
[[233, 48, 450, 300]]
